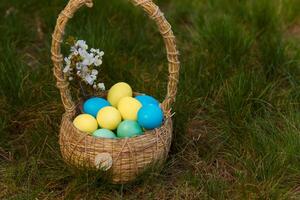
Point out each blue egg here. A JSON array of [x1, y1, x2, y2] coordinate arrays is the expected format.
[[83, 97, 110, 117], [137, 104, 164, 130], [135, 95, 159, 107]]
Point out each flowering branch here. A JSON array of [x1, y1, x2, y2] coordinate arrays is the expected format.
[[63, 39, 106, 91]]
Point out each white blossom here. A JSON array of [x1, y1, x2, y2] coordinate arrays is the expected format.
[[63, 65, 70, 73], [91, 69, 98, 76], [91, 48, 98, 53], [97, 83, 105, 91], [64, 57, 71, 66], [91, 48, 104, 57], [90, 74, 97, 81], [99, 51, 104, 57], [63, 57, 71, 73], [84, 74, 96, 85], [78, 48, 88, 58], [94, 56, 103, 66], [75, 40, 88, 50], [82, 53, 95, 66]]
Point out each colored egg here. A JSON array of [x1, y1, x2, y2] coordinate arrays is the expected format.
[[137, 104, 164, 130], [93, 129, 117, 139], [117, 97, 142, 120], [117, 120, 143, 138], [83, 97, 110, 117], [135, 95, 159, 107], [73, 114, 98, 133], [107, 82, 132, 107], [97, 106, 122, 130]]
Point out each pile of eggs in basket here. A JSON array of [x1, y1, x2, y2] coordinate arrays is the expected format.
[[73, 82, 164, 139]]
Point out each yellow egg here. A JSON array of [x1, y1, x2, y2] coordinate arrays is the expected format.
[[73, 114, 98, 133], [97, 106, 122, 130], [107, 82, 132, 107], [117, 97, 142, 120]]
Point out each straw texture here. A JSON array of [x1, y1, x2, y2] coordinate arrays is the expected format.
[[51, 0, 180, 184]]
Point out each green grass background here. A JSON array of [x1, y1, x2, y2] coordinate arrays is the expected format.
[[1, 0, 300, 199]]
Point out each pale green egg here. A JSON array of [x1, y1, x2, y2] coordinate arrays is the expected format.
[[93, 129, 117, 139]]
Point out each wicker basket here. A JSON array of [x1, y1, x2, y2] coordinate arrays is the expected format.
[[51, 0, 180, 184]]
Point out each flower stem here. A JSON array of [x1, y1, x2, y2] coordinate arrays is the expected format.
[[79, 81, 87, 97]]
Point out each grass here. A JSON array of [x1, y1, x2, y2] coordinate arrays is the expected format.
[[0, 0, 300, 199]]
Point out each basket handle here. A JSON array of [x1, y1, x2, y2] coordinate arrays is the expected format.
[[51, 0, 180, 114]]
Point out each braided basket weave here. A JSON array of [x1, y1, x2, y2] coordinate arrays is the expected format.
[[51, 0, 180, 184]]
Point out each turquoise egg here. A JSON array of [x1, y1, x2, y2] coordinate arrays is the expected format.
[[93, 129, 117, 139], [117, 120, 143, 138], [135, 95, 159, 107], [83, 97, 110, 117], [137, 104, 163, 130]]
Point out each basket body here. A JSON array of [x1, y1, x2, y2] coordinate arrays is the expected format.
[[59, 98, 172, 184]]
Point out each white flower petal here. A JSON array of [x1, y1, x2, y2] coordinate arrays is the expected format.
[[97, 83, 105, 90], [85, 75, 94, 85], [76, 40, 88, 50], [79, 48, 88, 58], [94, 58, 102, 66], [64, 57, 71, 65], [63, 66, 70, 73], [91, 69, 98, 75], [90, 74, 97, 80]]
